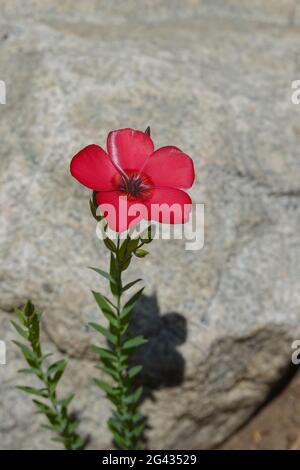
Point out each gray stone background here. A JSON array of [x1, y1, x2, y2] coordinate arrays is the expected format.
[[0, 0, 300, 449]]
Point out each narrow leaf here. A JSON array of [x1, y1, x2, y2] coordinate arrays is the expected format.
[[108, 416, 123, 434], [104, 237, 117, 252], [92, 291, 119, 327], [92, 345, 117, 362], [57, 394, 75, 409], [141, 225, 154, 244], [120, 287, 144, 320], [15, 308, 27, 326], [89, 197, 103, 222], [124, 386, 143, 405], [16, 386, 48, 398], [12, 340, 38, 364], [128, 365, 143, 379], [123, 336, 147, 350], [122, 279, 143, 293], [89, 266, 117, 285], [97, 365, 119, 382], [121, 255, 132, 272], [127, 239, 140, 253], [17, 367, 40, 375], [94, 378, 118, 396], [33, 400, 56, 416], [47, 359, 67, 384], [24, 300, 35, 317], [47, 359, 67, 376], [131, 419, 146, 438], [111, 429, 130, 449], [41, 352, 53, 362], [11, 321, 28, 339], [89, 322, 117, 345]]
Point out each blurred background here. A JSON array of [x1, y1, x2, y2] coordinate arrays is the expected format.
[[1, 0, 300, 449]]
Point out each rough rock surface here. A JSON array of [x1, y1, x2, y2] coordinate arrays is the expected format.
[[1, 1, 300, 449]]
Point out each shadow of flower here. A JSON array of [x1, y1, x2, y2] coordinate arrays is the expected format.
[[128, 293, 187, 399]]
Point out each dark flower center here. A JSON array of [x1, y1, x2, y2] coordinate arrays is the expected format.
[[119, 172, 152, 200]]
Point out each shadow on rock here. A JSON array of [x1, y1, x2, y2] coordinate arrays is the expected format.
[[128, 293, 187, 401]]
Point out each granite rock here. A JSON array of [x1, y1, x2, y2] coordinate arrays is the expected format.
[[1, 0, 300, 449]]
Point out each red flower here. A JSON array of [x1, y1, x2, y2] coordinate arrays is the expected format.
[[70, 128, 195, 231]]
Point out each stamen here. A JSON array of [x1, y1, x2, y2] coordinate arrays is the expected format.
[[119, 172, 152, 200]]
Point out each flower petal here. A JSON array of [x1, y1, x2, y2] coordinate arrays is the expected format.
[[144, 188, 192, 224], [107, 128, 154, 173], [96, 191, 146, 232], [70, 144, 120, 191], [143, 146, 195, 189]]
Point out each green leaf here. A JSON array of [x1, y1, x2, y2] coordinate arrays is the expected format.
[[92, 291, 119, 328], [89, 266, 117, 285], [111, 429, 130, 450], [119, 237, 129, 258], [121, 255, 132, 272], [24, 300, 35, 317], [134, 248, 149, 258], [71, 436, 85, 450], [128, 365, 143, 379], [17, 367, 41, 375], [11, 321, 28, 340], [122, 279, 143, 293], [108, 416, 123, 434], [41, 352, 53, 362], [120, 287, 144, 320], [16, 385, 48, 398], [141, 225, 154, 244], [124, 386, 143, 405], [67, 420, 80, 434], [131, 410, 145, 424], [89, 196, 103, 222], [103, 297, 118, 310], [127, 238, 140, 253], [57, 394, 75, 408], [104, 237, 117, 252], [131, 419, 146, 438], [119, 238, 139, 270], [118, 352, 129, 367], [26, 310, 41, 354], [120, 322, 130, 336], [97, 364, 119, 382], [123, 336, 147, 350], [41, 424, 57, 431], [47, 359, 67, 384], [89, 322, 117, 345], [33, 400, 57, 416], [15, 308, 27, 326], [94, 378, 118, 396], [12, 340, 38, 365], [92, 345, 117, 362], [47, 359, 66, 376]]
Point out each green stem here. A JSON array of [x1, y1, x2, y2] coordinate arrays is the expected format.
[[13, 302, 84, 450], [110, 235, 145, 450], [90, 218, 151, 449]]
